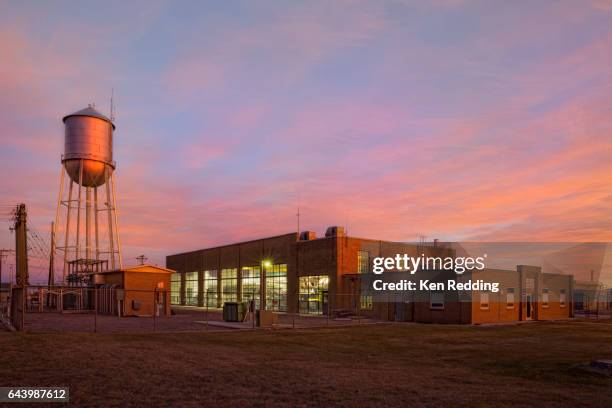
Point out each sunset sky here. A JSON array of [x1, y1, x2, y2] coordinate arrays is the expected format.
[[1, 1, 612, 280]]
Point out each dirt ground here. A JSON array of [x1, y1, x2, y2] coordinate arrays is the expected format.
[[21, 307, 375, 332], [0, 320, 611, 407]]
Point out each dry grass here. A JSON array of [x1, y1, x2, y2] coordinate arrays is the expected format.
[[0, 320, 611, 407]]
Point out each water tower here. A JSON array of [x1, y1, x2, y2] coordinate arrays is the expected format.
[[53, 105, 122, 285]]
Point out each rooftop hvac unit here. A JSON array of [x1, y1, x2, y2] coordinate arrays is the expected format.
[[325, 226, 345, 237], [299, 231, 316, 241]]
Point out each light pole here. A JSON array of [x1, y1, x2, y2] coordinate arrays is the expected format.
[[261, 259, 272, 312]]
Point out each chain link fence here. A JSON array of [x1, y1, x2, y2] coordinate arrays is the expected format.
[[7, 285, 608, 333], [2, 286, 384, 333]]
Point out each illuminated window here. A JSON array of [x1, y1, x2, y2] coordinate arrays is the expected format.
[[185, 272, 199, 306], [506, 288, 515, 309], [265, 264, 287, 312], [299, 275, 329, 315], [542, 288, 549, 308], [360, 294, 373, 310], [241, 266, 261, 309], [358, 251, 370, 274], [203, 270, 218, 308], [480, 292, 489, 310], [221, 268, 238, 304], [170, 273, 181, 305], [560, 289, 566, 308], [430, 292, 444, 310]]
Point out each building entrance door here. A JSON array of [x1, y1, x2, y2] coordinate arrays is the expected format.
[[526, 294, 533, 320]]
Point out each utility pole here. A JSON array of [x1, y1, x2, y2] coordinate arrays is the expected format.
[[14, 204, 28, 287], [12, 204, 27, 331]]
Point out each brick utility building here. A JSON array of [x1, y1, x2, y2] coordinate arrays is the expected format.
[[166, 227, 573, 323], [92, 265, 173, 317], [166, 226, 452, 315], [374, 265, 573, 324]]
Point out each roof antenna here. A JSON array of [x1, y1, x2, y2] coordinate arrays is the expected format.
[[136, 255, 148, 265], [110, 88, 116, 122]]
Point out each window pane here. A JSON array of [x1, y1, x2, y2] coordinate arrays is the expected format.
[[170, 272, 181, 305], [221, 268, 238, 303], [265, 264, 287, 312], [185, 272, 199, 306], [560, 289, 566, 307], [360, 294, 373, 310], [480, 293, 489, 310], [430, 292, 444, 309], [506, 288, 515, 308], [358, 251, 369, 274], [298, 275, 329, 315], [241, 266, 261, 309], [203, 270, 218, 308]]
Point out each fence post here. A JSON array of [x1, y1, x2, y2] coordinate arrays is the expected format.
[[94, 288, 98, 333], [355, 293, 360, 325], [153, 290, 157, 332], [21, 287, 25, 332], [327, 298, 330, 326], [205, 292, 209, 330]]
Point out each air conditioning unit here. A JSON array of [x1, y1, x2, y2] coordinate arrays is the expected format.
[[325, 226, 345, 237], [299, 231, 316, 241]]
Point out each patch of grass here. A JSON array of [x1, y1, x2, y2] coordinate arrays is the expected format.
[[0, 321, 611, 407]]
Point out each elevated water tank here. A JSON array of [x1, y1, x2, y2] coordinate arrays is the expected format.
[[62, 105, 115, 187]]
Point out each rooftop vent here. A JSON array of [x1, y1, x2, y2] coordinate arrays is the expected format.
[[299, 231, 316, 241], [325, 226, 345, 238]]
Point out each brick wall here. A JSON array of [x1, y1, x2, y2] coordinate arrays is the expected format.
[[123, 271, 172, 317], [470, 269, 520, 324], [538, 273, 572, 320]]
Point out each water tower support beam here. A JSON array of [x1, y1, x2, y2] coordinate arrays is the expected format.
[[94, 186, 99, 261], [111, 171, 122, 269], [86, 186, 91, 260], [52, 166, 64, 284], [75, 159, 83, 262], [62, 179, 74, 282], [105, 165, 116, 270]]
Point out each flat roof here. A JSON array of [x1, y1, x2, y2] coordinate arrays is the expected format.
[[165, 232, 439, 259], [94, 264, 175, 274], [166, 232, 299, 257]]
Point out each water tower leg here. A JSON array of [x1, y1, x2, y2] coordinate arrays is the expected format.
[[105, 165, 116, 270], [53, 167, 64, 282], [75, 159, 84, 263], [111, 172, 123, 269], [94, 187, 99, 261], [86, 186, 91, 261], [62, 179, 74, 283]]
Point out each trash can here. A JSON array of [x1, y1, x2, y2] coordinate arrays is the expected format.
[[223, 302, 249, 322]]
